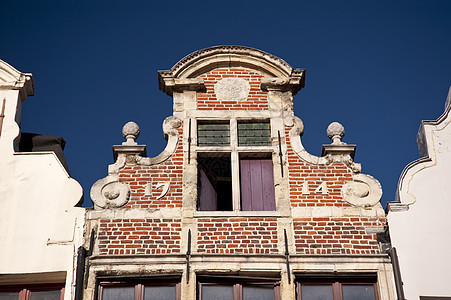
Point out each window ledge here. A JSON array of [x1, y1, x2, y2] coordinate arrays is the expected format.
[[194, 211, 281, 218]]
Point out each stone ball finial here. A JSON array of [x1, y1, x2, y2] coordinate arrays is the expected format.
[[327, 122, 345, 145], [122, 121, 140, 145]]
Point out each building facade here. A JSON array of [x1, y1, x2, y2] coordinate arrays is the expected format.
[[85, 46, 395, 299], [387, 88, 451, 299], [0, 60, 85, 299]]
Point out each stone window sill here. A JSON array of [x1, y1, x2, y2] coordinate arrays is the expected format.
[[193, 211, 280, 218]]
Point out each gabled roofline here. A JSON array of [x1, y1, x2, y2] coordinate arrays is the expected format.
[[158, 46, 305, 96]]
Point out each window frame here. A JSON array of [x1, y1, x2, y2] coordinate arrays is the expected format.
[[296, 274, 379, 300], [96, 276, 181, 300], [197, 276, 281, 300], [0, 283, 65, 300], [195, 118, 277, 215]]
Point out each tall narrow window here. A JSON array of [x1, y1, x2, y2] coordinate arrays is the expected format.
[[198, 154, 232, 211], [196, 119, 275, 212]]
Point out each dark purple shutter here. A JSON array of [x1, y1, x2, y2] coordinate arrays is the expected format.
[[199, 169, 217, 211], [240, 159, 275, 211]]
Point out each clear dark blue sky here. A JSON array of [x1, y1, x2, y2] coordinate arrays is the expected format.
[[2, 1, 450, 207]]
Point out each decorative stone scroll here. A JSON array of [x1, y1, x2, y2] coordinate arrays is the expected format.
[[342, 173, 382, 207], [90, 155, 130, 209], [285, 115, 328, 165], [137, 116, 181, 166]]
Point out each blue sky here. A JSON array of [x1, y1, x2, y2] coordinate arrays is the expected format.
[[2, 1, 450, 207]]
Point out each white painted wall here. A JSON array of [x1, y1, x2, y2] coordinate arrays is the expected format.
[[388, 87, 451, 299], [0, 60, 85, 299]]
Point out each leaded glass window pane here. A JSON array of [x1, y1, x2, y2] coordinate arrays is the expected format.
[[238, 121, 270, 146], [198, 123, 230, 146]]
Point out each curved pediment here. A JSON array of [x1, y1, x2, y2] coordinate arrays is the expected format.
[[158, 46, 305, 96], [0, 59, 34, 98]]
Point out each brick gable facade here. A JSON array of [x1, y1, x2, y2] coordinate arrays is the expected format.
[[85, 46, 394, 300]]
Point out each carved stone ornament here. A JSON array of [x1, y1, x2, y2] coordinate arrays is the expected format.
[[214, 78, 250, 101], [90, 155, 130, 209], [327, 122, 345, 145], [342, 173, 382, 207], [137, 116, 182, 166], [122, 121, 140, 145]]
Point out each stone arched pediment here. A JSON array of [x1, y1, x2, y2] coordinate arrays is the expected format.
[[158, 45, 305, 96]]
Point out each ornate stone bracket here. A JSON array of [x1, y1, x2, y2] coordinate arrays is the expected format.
[[158, 78, 205, 97], [342, 173, 383, 207], [261, 73, 305, 95], [137, 116, 181, 166]]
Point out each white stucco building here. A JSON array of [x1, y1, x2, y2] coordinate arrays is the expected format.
[[387, 87, 451, 300], [0, 60, 85, 299]]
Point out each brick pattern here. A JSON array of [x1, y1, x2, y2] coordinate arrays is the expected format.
[[198, 68, 268, 110], [118, 127, 184, 209], [293, 217, 383, 254], [285, 128, 354, 207], [98, 218, 182, 255], [197, 218, 278, 254]]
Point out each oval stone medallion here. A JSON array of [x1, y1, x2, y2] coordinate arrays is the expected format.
[[214, 78, 250, 101]]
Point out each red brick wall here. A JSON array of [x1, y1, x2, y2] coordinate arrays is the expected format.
[[198, 68, 268, 110], [117, 127, 184, 209], [98, 218, 182, 255], [197, 218, 278, 254], [285, 128, 354, 207], [293, 217, 383, 254], [94, 67, 386, 258]]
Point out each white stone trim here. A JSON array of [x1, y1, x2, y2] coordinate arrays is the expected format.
[[291, 205, 386, 218], [193, 211, 281, 217], [163, 46, 294, 78], [0, 59, 34, 99], [87, 207, 182, 220]]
